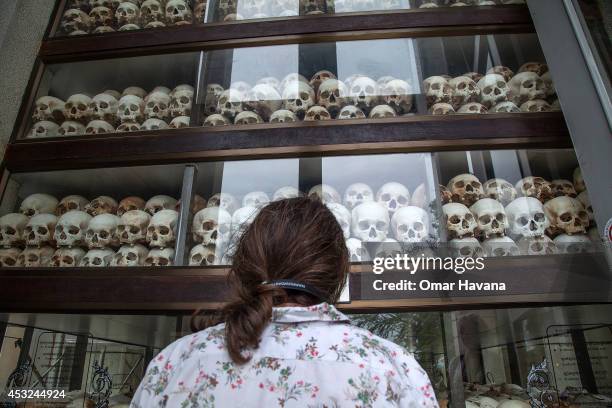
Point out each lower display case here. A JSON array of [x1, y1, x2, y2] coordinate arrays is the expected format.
[[1, 303, 611, 407]]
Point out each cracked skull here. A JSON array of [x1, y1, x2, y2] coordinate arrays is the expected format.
[[25, 214, 58, 247], [448, 174, 484, 207], [86, 213, 120, 248], [0, 213, 29, 248], [111, 244, 149, 266], [442, 203, 477, 239], [544, 196, 588, 236], [54, 210, 92, 247], [118, 210, 151, 245], [506, 197, 549, 239]]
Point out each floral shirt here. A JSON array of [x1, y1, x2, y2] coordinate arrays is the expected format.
[[130, 303, 438, 408]]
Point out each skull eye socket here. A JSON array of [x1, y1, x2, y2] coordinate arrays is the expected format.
[[147, 102, 154, 108], [99, 231, 109, 239], [130, 104, 138, 111], [126, 252, 137, 261], [28, 254, 39, 262], [321, 91, 330, 99], [484, 86, 492, 94], [495, 213, 505, 222], [37, 227, 48, 235], [145, 257, 153, 264], [40, 103, 49, 110], [365, 85, 374, 94], [358, 220, 370, 230], [413, 222, 424, 231], [454, 181, 465, 188], [5, 227, 16, 235], [517, 216, 528, 226], [158, 226, 170, 235], [299, 92, 309, 101], [130, 226, 140, 234], [524, 81, 533, 88], [398, 224, 408, 233], [192, 254, 202, 262], [578, 211, 588, 220], [63, 256, 74, 265], [158, 258, 169, 266], [92, 257, 102, 265], [397, 196, 407, 204], [560, 212, 572, 222], [459, 246, 472, 256], [206, 254, 215, 263], [3, 257, 16, 266], [68, 226, 80, 235], [180, 96, 190, 104], [449, 215, 460, 224], [465, 213, 473, 221], [458, 82, 466, 90], [489, 182, 498, 188], [178, 4, 186, 10], [432, 83, 441, 91], [152, 5, 159, 11], [381, 193, 391, 201], [78, 103, 87, 111], [375, 221, 386, 230], [471, 181, 481, 188], [534, 212, 545, 222], [524, 182, 532, 189], [147, 226, 155, 233], [202, 221, 215, 231], [479, 215, 491, 224]]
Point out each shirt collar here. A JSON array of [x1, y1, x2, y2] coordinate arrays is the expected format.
[[272, 303, 350, 324]]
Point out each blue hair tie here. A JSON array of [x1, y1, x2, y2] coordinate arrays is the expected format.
[[262, 279, 326, 300]]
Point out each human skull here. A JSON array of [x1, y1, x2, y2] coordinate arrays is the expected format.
[[517, 235, 557, 256], [141, 0, 165, 24], [369, 104, 397, 119], [20, 194, 59, 216], [449, 238, 484, 259], [86, 213, 120, 248], [544, 196, 588, 236], [326, 202, 351, 239], [486, 66, 514, 82], [51, 247, 85, 267], [351, 201, 389, 242], [64, 94, 93, 123], [145, 195, 178, 215], [192, 207, 231, 246], [28, 121, 60, 139], [577, 191, 593, 225], [282, 81, 315, 120], [423, 76, 452, 106], [85, 120, 115, 134], [376, 182, 410, 215], [116, 2, 140, 25], [0, 213, 29, 248], [140, 118, 168, 131], [242, 191, 270, 208], [54, 210, 92, 247], [230, 205, 258, 238], [551, 179, 577, 198], [518, 62, 548, 76], [89, 6, 114, 27], [317, 79, 348, 117], [381, 79, 413, 114], [515, 177, 553, 202], [85, 196, 118, 216], [58, 121, 86, 136], [90, 93, 119, 124], [458, 102, 487, 114], [508, 72, 546, 105], [573, 167, 585, 193], [439, 185, 452, 204], [19, 246, 55, 267], [272, 186, 301, 201], [111, 244, 149, 266], [520, 100, 551, 112], [305, 106, 332, 121], [169, 116, 190, 128], [203, 83, 224, 115], [308, 184, 341, 204], [505, 197, 549, 239], [79, 248, 115, 267], [25, 214, 58, 247], [144, 248, 175, 266], [234, 110, 264, 125], [245, 84, 281, 120], [61, 9, 91, 34], [116, 122, 141, 132], [68, 30, 89, 36], [33, 96, 65, 123], [0, 248, 23, 267], [103, 90, 120, 99], [448, 174, 484, 207], [477, 74, 509, 108], [450, 76, 480, 109], [491, 101, 521, 113], [117, 196, 146, 216], [391, 206, 430, 243], [470, 198, 507, 238], [123, 86, 147, 99], [346, 238, 370, 262], [207, 193, 239, 213], [483, 178, 517, 206], [429, 103, 455, 115], [146, 209, 178, 248], [93, 25, 116, 33], [257, 77, 281, 91], [175, 194, 207, 215], [344, 183, 374, 210], [442, 203, 476, 239], [118, 210, 150, 244], [482, 236, 519, 257], [203, 114, 229, 126], [462, 72, 483, 82], [553, 234, 594, 254], [144, 91, 171, 120], [217, 89, 245, 120], [348, 76, 379, 113], [269, 109, 298, 123], [166, 0, 193, 25], [337, 105, 366, 119], [410, 184, 428, 209], [117, 95, 145, 123], [189, 244, 221, 266]]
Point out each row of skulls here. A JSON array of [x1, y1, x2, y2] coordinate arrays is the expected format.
[[28, 85, 193, 138], [0, 245, 175, 267], [440, 168, 597, 258], [419, 0, 524, 7], [203, 71, 418, 126], [60, 0, 202, 36], [424, 62, 559, 115]]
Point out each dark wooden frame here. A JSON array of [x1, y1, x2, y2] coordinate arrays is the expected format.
[[0, 253, 608, 313]]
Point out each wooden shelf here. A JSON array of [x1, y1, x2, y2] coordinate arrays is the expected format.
[[0, 253, 608, 313], [5, 113, 570, 172], [40, 6, 532, 61]]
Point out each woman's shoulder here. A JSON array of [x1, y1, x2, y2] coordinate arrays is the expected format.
[[154, 323, 228, 363]]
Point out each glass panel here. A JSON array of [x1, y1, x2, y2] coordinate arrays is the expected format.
[[576, 0, 612, 91], [0, 164, 185, 267], [24, 53, 198, 140], [54, 0, 526, 37], [199, 34, 556, 127]]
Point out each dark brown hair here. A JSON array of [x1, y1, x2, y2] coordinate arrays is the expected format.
[[193, 196, 349, 364]]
